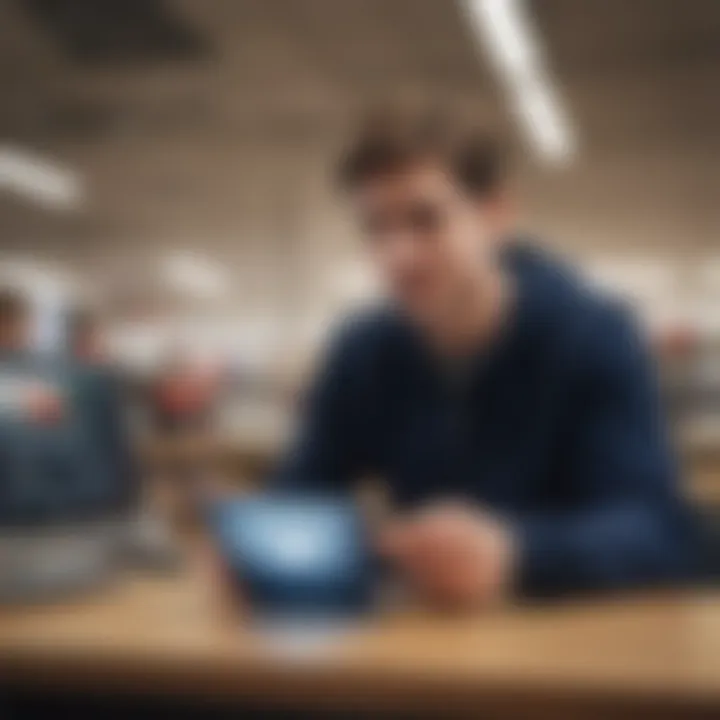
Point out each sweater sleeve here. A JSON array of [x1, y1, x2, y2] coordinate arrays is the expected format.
[[274, 322, 371, 492], [518, 307, 696, 596]]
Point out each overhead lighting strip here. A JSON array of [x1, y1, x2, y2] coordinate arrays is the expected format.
[[461, 0, 578, 165]]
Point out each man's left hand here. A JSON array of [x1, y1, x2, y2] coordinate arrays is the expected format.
[[378, 502, 517, 610]]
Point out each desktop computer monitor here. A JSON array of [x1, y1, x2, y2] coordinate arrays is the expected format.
[[0, 354, 136, 602]]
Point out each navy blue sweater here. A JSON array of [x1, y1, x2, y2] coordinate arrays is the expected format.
[[278, 244, 694, 596]]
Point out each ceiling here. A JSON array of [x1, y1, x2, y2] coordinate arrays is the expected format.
[[0, 0, 718, 308]]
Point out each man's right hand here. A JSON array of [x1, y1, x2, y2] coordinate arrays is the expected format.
[[377, 502, 517, 611]]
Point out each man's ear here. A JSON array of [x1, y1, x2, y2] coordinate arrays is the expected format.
[[477, 189, 513, 242]]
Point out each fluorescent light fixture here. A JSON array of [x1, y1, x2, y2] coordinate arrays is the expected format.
[[0, 145, 83, 210], [513, 75, 576, 163], [468, 0, 538, 77], [162, 251, 228, 300], [461, 0, 577, 165]]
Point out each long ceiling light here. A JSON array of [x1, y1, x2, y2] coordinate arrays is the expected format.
[[461, 0, 577, 165], [0, 145, 83, 210]]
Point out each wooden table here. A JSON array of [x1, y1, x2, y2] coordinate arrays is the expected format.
[[1, 554, 719, 719]]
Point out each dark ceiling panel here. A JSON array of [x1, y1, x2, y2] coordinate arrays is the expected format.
[[19, 0, 210, 66], [533, 0, 720, 77]]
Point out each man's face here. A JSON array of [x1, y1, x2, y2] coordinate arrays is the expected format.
[[351, 162, 494, 323]]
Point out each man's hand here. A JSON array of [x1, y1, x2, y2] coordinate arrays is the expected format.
[[378, 502, 517, 610]]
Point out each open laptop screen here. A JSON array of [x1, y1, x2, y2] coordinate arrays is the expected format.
[[0, 353, 133, 527]]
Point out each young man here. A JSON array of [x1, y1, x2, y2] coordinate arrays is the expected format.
[[277, 111, 694, 607]]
